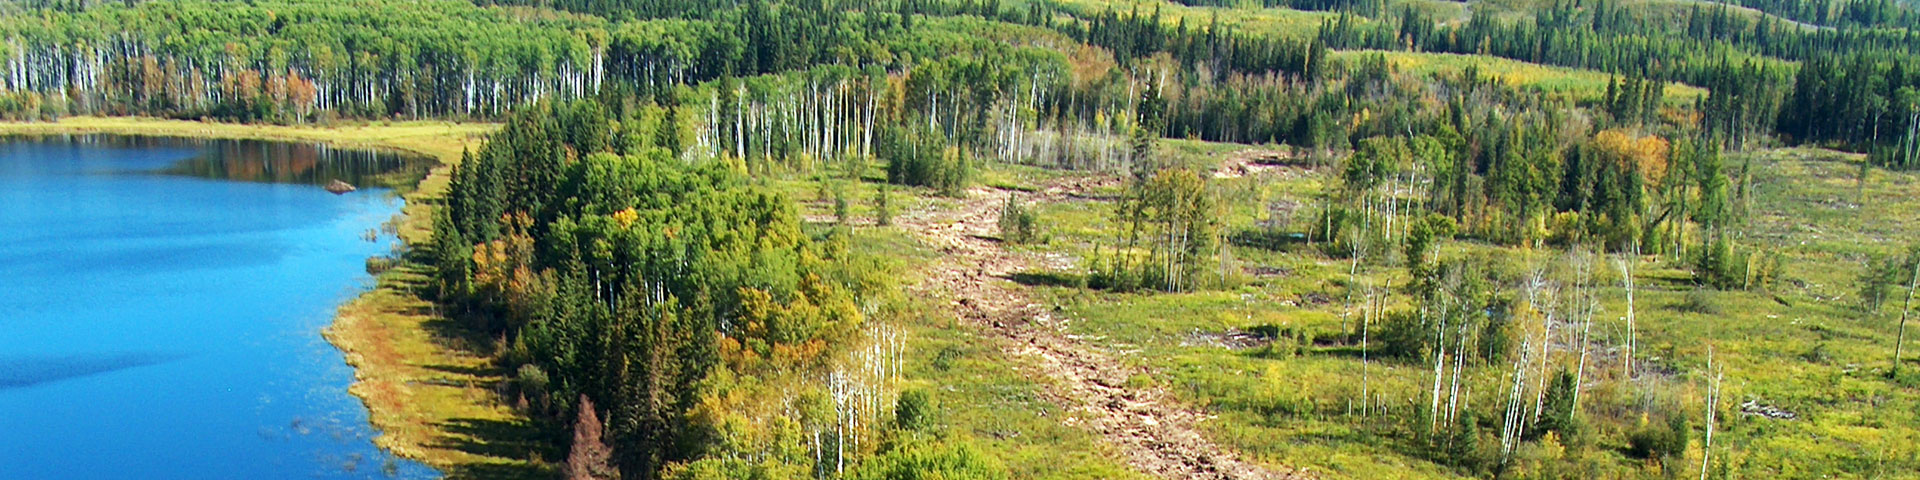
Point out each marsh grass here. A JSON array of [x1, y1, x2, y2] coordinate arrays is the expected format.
[[976, 141, 1920, 478]]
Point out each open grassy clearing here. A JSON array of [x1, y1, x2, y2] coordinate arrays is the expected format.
[[0, 117, 550, 478], [1036, 0, 1348, 40], [972, 139, 1920, 479], [1473, 0, 1830, 30], [1333, 50, 1712, 105], [779, 169, 1153, 479]]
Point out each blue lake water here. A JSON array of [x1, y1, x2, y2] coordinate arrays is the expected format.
[[0, 136, 438, 479]]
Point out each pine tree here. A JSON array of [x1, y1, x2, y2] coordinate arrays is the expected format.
[[566, 395, 618, 480]]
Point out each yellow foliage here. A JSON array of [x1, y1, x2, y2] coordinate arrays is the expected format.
[[611, 208, 638, 227], [1539, 432, 1566, 461], [1593, 129, 1671, 184]]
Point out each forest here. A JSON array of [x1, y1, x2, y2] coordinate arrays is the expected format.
[[9, 0, 1920, 479]]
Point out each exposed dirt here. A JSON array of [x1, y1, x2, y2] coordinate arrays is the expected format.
[[1184, 329, 1275, 351], [1213, 148, 1312, 180], [896, 176, 1303, 480]]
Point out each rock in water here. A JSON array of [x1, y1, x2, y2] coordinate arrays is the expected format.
[[325, 179, 357, 195]]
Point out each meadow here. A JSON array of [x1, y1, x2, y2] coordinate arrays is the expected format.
[[959, 140, 1920, 478]]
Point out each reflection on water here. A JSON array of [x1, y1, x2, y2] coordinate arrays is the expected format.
[[0, 353, 184, 390], [2, 134, 427, 188], [163, 140, 426, 188]]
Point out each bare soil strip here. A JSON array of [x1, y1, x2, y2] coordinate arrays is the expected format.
[[895, 177, 1300, 480]]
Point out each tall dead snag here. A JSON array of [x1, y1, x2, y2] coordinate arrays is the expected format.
[[1896, 257, 1919, 376], [1569, 248, 1597, 417], [1620, 247, 1638, 381], [1700, 346, 1722, 480], [566, 395, 617, 480]]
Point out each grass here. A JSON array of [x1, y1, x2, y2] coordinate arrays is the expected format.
[[0, 116, 547, 478], [1333, 50, 1712, 105], [1035, 0, 1346, 41], [776, 161, 1146, 478], [883, 249, 1149, 480], [983, 139, 1920, 479]]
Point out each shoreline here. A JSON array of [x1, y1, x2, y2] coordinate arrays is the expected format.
[[0, 117, 548, 477]]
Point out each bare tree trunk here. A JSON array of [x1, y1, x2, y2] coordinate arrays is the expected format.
[[1361, 287, 1371, 418], [1571, 251, 1594, 418], [1428, 308, 1447, 434], [1896, 257, 1918, 376], [1701, 346, 1720, 480], [1621, 249, 1637, 381], [1448, 319, 1467, 423]]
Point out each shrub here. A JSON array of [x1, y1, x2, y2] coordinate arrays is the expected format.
[[882, 125, 971, 195], [1373, 310, 1431, 362], [849, 439, 1008, 480], [895, 389, 935, 432], [1531, 370, 1579, 439], [834, 187, 851, 225], [515, 364, 551, 413], [875, 184, 893, 226], [1672, 289, 1720, 315], [1802, 343, 1833, 364], [365, 256, 399, 275], [997, 196, 1039, 244], [1626, 413, 1689, 462]]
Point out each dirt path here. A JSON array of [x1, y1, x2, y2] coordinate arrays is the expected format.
[[896, 176, 1301, 480]]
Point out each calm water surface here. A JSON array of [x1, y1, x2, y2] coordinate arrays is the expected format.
[[0, 136, 438, 479]]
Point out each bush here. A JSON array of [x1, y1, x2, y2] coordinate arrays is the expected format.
[[1373, 310, 1431, 362], [895, 389, 935, 432], [1802, 343, 1833, 364], [1626, 413, 1689, 462], [1693, 235, 1782, 290], [882, 125, 971, 195], [875, 184, 893, 226], [1672, 289, 1720, 315], [849, 439, 1008, 480], [1532, 370, 1579, 439], [514, 364, 551, 414], [834, 187, 852, 225], [997, 196, 1039, 244], [365, 256, 399, 275]]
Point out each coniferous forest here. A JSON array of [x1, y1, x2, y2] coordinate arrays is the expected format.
[[9, 0, 1920, 479]]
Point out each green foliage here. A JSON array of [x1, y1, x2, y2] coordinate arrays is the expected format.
[[847, 439, 1009, 480], [1532, 370, 1579, 440], [1859, 244, 1920, 312], [1673, 288, 1722, 315], [895, 389, 936, 432], [1446, 410, 1486, 475], [1404, 213, 1455, 277], [835, 184, 852, 226], [1626, 413, 1691, 463], [1693, 235, 1781, 290], [516, 364, 553, 414], [1092, 167, 1220, 292], [1373, 309, 1430, 362], [882, 125, 972, 195], [433, 99, 882, 479], [875, 184, 894, 227], [998, 196, 1040, 244]]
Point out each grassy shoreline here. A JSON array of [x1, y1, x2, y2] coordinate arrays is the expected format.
[[0, 117, 550, 478]]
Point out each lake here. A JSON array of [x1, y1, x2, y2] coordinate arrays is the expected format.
[[0, 135, 438, 479]]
